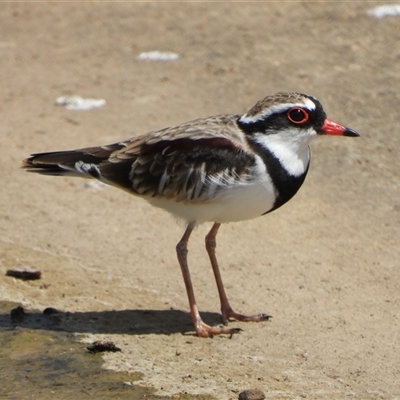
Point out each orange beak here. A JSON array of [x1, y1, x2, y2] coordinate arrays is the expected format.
[[322, 119, 359, 137]]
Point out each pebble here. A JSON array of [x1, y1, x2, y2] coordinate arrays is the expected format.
[[43, 307, 59, 315], [87, 340, 122, 353], [10, 306, 26, 322], [6, 266, 41, 280], [238, 388, 266, 400]]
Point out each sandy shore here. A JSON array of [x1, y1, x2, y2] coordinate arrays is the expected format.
[[1, 2, 399, 398]]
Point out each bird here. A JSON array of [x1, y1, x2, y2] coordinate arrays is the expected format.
[[22, 92, 359, 337]]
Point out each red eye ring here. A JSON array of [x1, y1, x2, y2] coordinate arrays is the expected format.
[[287, 107, 309, 124]]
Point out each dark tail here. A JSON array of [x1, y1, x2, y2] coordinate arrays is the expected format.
[[22, 143, 125, 178]]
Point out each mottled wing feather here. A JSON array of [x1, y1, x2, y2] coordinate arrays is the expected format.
[[101, 138, 255, 202], [23, 114, 257, 203], [98, 115, 256, 202]]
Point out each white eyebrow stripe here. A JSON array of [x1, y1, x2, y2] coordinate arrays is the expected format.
[[239, 99, 316, 123]]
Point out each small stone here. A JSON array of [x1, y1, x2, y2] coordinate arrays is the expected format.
[[43, 307, 58, 315], [6, 266, 41, 280], [87, 340, 121, 353], [10, 306, 26, 322], [238, 388, 266, 400]]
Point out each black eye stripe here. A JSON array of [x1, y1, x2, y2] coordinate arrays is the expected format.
[[238, 104, 322, 135]]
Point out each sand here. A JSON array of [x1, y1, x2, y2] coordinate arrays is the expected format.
[[1, 2, 399, 399]]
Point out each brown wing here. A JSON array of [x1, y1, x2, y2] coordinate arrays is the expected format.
[[98, 134, 255, 202], [23, 114, 256, 203]]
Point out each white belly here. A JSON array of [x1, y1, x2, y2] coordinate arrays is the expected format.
[[147, 176, 276, 224]]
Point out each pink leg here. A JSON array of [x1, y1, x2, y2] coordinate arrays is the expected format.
[[176, 223, 241, 338], [205, 223, 271, 325]]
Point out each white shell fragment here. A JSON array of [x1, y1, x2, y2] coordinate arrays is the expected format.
[[368, 5, 400, 18], [137, 51, 179, 61], [55, 96, 106, 111]]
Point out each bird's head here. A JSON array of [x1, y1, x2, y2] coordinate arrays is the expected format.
[[238, 92, 359, 143]]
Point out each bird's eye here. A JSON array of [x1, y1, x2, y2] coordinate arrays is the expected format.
[[287, 108, 309, 124]]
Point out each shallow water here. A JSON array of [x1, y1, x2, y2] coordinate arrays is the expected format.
[[0, 301, 212, 400]]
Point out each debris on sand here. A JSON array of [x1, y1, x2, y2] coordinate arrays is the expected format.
[[87, 340, 122, 354], [238, 389, 266, 400], [6, 265, 41, 280]]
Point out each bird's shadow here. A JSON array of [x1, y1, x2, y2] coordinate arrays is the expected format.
[[0, 301, 226, 336]]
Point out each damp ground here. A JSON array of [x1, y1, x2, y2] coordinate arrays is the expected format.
[[0, 301, 214, 400]]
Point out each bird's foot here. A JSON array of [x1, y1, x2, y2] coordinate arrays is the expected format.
[[221, 306, 272, 325], [193, 318, 242, 338]]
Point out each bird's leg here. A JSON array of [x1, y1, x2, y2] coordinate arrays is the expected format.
[[205, 222, 272, 325], [176, 222, 241, 338]]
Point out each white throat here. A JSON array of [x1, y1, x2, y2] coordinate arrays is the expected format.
[[253, 127, 315, 176]]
